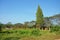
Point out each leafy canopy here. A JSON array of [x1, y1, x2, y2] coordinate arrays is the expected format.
[[36, 5, 44, 25]]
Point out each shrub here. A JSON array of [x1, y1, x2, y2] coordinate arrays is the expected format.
[[31, 29, 41, 36], [19, 30, 29, 35], [50, 25, 60, 32], [4, 37, 20, 40]]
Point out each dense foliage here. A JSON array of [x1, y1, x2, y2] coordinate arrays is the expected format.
[[50, 25, 60, 34], [36, 5, 44, 28]]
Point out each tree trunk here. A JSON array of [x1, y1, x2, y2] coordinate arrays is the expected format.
[[0, 26, 2, 32], [36, 24, 40, 29]]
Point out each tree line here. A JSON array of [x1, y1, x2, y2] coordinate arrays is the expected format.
[[0, 5, 60, 31]]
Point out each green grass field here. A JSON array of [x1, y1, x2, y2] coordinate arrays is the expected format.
[[0, 28, 60, 40]]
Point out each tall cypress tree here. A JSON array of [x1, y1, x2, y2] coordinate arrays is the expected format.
[[36, 5, 44, 29]]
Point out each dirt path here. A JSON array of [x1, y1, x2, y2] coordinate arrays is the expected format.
[[55, 39, 60, 40]]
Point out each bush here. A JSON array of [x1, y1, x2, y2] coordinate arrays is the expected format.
[[31, 29, 41, 36], [50, 25, 60, 32], [4, 37, 20, 40], [19, 30, 29, 35]]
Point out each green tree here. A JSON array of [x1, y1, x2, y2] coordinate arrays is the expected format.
[[5, 22, 13, 28], [36, 5, 44, 29], [14, 23, 23, 28], [24, 22, 29, 29], [0, 23, 3, 32]]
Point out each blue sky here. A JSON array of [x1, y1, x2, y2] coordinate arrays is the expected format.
[[0, 0, 60, 24]]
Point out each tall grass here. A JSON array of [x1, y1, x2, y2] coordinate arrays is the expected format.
[[0, 29, 42, 40], [0, 28, 60, 40]]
